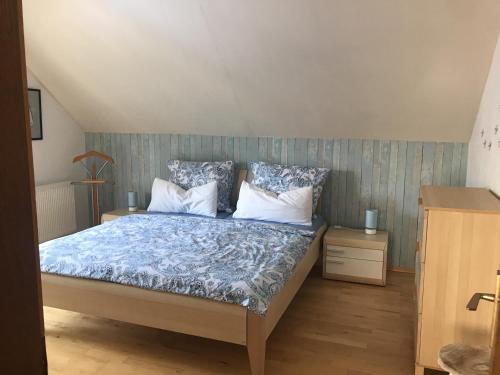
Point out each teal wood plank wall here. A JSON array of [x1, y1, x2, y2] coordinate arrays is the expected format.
[[85, 133, 468, 269]]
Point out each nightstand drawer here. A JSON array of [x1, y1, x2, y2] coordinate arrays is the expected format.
[[325, 256, 383, 280], [325, 245, 383, 262]]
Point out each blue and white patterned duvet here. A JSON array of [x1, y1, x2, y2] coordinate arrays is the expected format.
[[39, 214, 317, 314]]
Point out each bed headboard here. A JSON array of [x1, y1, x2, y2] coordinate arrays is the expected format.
[[231, 169, 248, 206]]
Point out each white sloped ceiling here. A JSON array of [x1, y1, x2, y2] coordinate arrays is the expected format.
[[23, 0, 500, 141]]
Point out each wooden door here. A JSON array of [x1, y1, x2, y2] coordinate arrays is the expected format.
[[0, 0, 47, 373]]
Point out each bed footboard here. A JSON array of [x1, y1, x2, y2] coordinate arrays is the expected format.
[[41, 273, 248, 345]]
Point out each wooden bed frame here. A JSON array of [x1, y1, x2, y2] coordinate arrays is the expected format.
[[41, 170, 327, 374]]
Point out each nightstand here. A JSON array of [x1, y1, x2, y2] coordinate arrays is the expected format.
[[101, 208, 147, 223], [323, 227, 388, 286]]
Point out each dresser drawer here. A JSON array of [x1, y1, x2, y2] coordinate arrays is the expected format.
[[325, 256, 383, 280], [325, 245, 383, 262]]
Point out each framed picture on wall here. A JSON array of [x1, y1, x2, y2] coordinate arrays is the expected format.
[[28, 88, 43, 140]]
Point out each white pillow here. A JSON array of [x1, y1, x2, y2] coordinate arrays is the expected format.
[[233, 181, 313, 225], [147, 178, 217, 218]]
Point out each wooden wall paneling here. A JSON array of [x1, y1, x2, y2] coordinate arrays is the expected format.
[[385, 141, 399, 267], [417, 142, 436, 247], [95, 133, 105, 214], [433, 143, 444, 185], [322, 139, 334, 222], [331, 139, 341, 225], [272, 138, 282, 164], [227, 137, 235, 162], [99, 133, 113, 214], [286, 138, 295, 165], [280, 138, 288, 165], [121, 133, 132, 207], [401, 142, 423, 267], [140, 135, 148, 207], [349, 139, 363, 228], [246, 137, 258, 166], [158, 134, 169, 180], [96, 133, 107, 213], [450, 143, 462, 186], [234, 137, 247, 169], [112, 134, 122, 208], [266, 137, 273, 163], [130, 134, 138, 202], [343, 140, 352, 226], [337, 139, 349, 225], [233, 137, 241, 166], [344, 140, 355, 227], [178, 134, 188, 160], [220, 136, 227, 159], [400, 142, 416, 268], [459, 144, 468, 186], [258, 137, 268, 162], [316, 139, 324, 168], [201, 135, 213, 161], [360, 140, 374, 227], [370, 140, 382, 226], [110, 133, 120, 209], [84, 133, 94, 223], [146, 134, 155, 206], [212, 136, 222, 161], [392, 140, 408, 267], [85, 133, 468, 269], [97, 133, 107, 213], [190, 134, 197, 160], [109, 134, 122, 209], [294, 138, 307, 167], [138, 134, 146, 208], [170, 134, 179, 159], [377, 140, 390, 230], [103, 133, 114, 213], [153, 134, 160, 179], [420, 142, 436, 186], [441, 142, 453, 186], [315, 138, 325, 216], [307, 138, 318, 168]]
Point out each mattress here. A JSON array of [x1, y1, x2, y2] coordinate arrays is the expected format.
[[39, 214, 318, 314]]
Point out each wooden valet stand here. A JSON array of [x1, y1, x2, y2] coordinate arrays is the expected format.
[[72, 150, 114, 226]]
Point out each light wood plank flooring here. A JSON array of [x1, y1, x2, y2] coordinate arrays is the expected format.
[[45, 270, 415, 375]]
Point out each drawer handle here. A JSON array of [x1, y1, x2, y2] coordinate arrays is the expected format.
[[328, 250, 345, 254], [326, 260, 344, 265]]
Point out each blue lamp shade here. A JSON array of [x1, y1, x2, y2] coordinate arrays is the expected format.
[[128, 191, 138, 212], [365, 209, 378, 235]]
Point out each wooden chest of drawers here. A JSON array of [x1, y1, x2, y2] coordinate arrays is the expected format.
[[414, 186, 500, 375], [322, 228, 388, 286]]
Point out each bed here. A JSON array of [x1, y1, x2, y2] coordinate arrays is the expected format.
[[39, 171, 326, 375]]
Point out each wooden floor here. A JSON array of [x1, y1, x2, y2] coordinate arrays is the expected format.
[[44, 270, 416, 375]]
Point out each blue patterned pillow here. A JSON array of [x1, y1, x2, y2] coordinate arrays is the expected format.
[[249, 161, 329, 211], [167, 160, 234, 212]]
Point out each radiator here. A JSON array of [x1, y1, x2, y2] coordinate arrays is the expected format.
[[35, 181, 77, 243]]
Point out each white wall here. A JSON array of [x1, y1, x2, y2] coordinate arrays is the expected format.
[[28, 71, 89, 229], [28, 71, 85, 185], [467, 35, 500, 196]]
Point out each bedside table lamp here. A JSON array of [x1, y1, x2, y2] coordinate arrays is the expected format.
[[365, 209, 378, 235], [128, 191, 138, 212]]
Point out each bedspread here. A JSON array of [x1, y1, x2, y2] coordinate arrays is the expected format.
[[39, 214, 317, 314]]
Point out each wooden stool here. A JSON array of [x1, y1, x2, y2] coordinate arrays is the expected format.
[[438, 343, 490, 375]]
